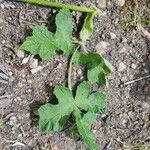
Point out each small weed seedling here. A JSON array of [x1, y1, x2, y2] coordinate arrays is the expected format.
[[17, 1, 113, 150]]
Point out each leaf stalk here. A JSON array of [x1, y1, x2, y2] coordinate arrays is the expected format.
[[68, 46, 80, 90], [16, 0, 96, 13]]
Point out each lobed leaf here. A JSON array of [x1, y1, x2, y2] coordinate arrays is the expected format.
[[20, 9, 73, 60], [75, 82, 107, 113], [73, 52, 114, 85], [38, 86, 74, 132], [76, 111, 98, 150], [39, 79, 107, 150], [20, 26, 56, 60]]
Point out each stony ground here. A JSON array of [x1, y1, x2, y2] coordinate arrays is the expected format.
[[0, 0, 150, 150]]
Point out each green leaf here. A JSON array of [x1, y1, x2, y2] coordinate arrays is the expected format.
[[73, 52, 114, 85], [75, 81, 91, 108], [20, 9, 73, 60], [20, 26, 56, 60], [87, 65, 108, 85], [38, 81, 107, 150], [88, 92, 107, 113], [76, 111, 98, 150], [72, 52, 87, 64], [80, 12, 97, 42], [55, 9, 73, 55], [38, 86, 74, 132], [75, 82, 107, 113]]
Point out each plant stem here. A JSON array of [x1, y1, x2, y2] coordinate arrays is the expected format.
[[16, 0, 96, 13], [68, 46, 80, 91], [73, 41, 88, 53]]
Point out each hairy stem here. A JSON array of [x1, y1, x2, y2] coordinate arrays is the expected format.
[[68, 46, 80, 90], [73, 41, 88, 53], [16, 0, 96, 13]]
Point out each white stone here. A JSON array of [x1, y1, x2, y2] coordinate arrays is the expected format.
[[95, 41, 110, 54], [131, 63, 137, 69], [118, 61, 126, 72], [77, 69, 82, 75], [110, 32, 116, 39], [16, 50, 25, 58], [0, 4, 4, 9], [57, 63, 62, 69], [114, 0, 125, 7], [22, 57, 30, 64], [29, 58, 38, 69]]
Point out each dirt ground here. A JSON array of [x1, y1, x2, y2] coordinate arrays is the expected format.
[[0, 0, 150, 150]]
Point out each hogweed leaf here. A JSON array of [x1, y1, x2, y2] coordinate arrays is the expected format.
[[73, 52, 114, 85], [75, 81, 91, 109], [38, 81, 107, 150], [20, 9, 73, 60], [20, 26, 56, 60], [75, 82, 107, 113], [38, 86, 74, 132], [76, 111, 98, 150], [55, 9, 73, 55]]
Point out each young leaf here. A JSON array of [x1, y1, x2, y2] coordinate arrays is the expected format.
[[80, 11, 97, 42], [76, 111, 98, 150], [38, 81, 107, 150], [20, 9, 73, 60], [73, 52, 114, 85]]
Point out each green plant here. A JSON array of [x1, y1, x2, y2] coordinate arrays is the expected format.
[[120, 0, 150, 28], [20, 9, 73, 60], [129, 0, 150, 26], [18, 2, 113, 150]]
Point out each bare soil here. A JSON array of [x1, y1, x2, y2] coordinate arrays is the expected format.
[[0, 0, 150, 150]]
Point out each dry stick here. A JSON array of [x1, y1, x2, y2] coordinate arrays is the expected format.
[[124, 74, 150, 86], [16, 0, 96, 13]]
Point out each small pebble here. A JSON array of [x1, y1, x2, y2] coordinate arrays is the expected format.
[[118, 61, 126, 72], [22, 57, 30, 64], [113, 0, 125, 7], [57, 63, 62, 69], [0, 4, 4, 9], [95, 41, 110, 54], [110, 32, 116, 39], [29, 58, 38, 69], [8, 71, 13, 76], [77, 69, 82, 75], [16, 50, 25, 58], [121, 37, 128, 43], [131, 63, 137, 69], [9, 116, 17, 126]]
